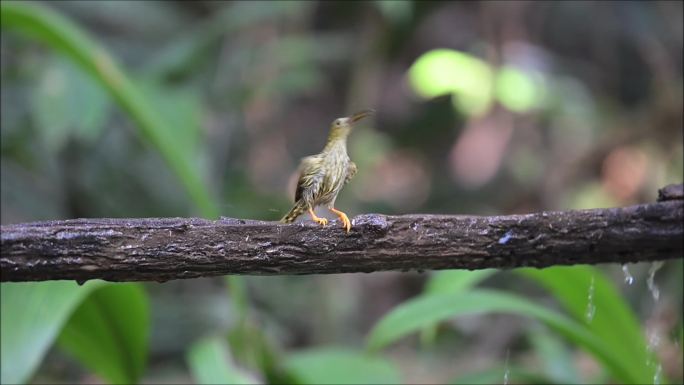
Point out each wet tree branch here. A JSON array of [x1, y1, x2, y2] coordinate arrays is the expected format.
[[1, 184, 682, 283]]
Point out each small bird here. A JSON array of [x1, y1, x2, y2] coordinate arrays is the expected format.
[[281, 109, 374, 232]]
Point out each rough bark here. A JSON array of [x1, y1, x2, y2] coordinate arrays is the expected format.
[[1, 184, 682, 283]]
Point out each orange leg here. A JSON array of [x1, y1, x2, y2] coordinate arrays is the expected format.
[[330, 207, 351, 233], [308, 207, 328, 226]]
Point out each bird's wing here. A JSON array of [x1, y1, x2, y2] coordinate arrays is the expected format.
[[294, 155, 323, 203], [345, 161, 357, 184]]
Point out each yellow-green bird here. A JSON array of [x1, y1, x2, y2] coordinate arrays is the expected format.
[[281, 109, 374, 232]]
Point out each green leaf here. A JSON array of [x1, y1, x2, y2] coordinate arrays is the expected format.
[[424, 269, 495, 294], [57, 283, 149, 384], [135, 80, 201, 158], [1, 281, 103, 384], [366, 289, 633, 383], [187, 336, 258, 385], [227, 321, 282, 383], [283, 348, 401, 385], [1, 1, 218, 217], [517, 266, 658, 384], [420, 269, 496, 345], [33, 55, 109, 151], [225, 276, 248, 323]]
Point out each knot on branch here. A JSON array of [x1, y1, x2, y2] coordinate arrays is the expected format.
[[352, 214, 390, 234], [658, 184, 684, 202]]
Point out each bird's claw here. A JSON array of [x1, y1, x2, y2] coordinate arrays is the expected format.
[[332, 211, 351, 233], [339, 215, 351, 233], [341, 216, 351, 233], [308, 208, 328, 226]]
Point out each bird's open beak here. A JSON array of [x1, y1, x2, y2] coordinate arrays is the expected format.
[[349, 109, 375, 123]]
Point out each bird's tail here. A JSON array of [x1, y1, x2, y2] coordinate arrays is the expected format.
[[281, 200, 308, 223]]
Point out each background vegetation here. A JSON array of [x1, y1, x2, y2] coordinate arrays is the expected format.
[[1, 1, 682, 384]]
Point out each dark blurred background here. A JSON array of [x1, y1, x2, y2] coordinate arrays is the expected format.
[[1, 1, 682, 384]]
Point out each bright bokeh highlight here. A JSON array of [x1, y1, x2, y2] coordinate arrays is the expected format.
[[409, 49, 544, 115], [495, 66, 540, 112], [408, 49, 493, 116]]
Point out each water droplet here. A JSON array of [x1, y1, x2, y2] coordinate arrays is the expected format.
[[585, 276, 596, 323], [647, 330, 661, 353], [503, 348, 510, 385], [647, 261, 664, 301], [622, 264, 634, 285], [645, 263, 664, 384], [653, 363, 662, 385], [646, 327, 662, 375], [498, 230, 513, 245]]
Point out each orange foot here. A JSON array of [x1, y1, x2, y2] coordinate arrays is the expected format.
[[308, 208, 328, 226], [330, 208, 351, 233]]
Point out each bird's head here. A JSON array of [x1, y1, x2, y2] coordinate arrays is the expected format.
[[329, 109, 374, 139]]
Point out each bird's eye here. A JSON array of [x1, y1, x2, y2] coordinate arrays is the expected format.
[[335, 120, 340, 126]]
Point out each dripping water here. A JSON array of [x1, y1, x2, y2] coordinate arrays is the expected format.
[[621, 264, 634, 285], [503, 348, 510, 385], [653, 363, 662, 385], [645, 325, 663, 385], [647, 261, 664, 301], [646, 329, 661, 361], [645, 261, 665, 385]]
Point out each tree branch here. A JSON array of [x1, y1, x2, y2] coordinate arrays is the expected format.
[[2, 184, 682, 283]]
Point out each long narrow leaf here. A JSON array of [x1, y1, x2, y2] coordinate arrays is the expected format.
[[366, 289, 635, 383], [0, 281, 103, 384], [187, 336, 258, 385], [420, 269, 496, 345], [518, 266, 658, 384], [57, 284, 150, 384], [424, 269, 496, 294], [1, 1, 218, 217], [283, 348, 401, 385]]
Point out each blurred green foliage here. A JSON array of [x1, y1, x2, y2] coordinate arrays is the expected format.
[[187, 336, 258, 384], [0, 281, 103, 384], [368, 289, 629, 381], [1, 1, 217, 217], [1, 1, 682, 384], [283, 348, 401, 384], [519, 267, 657, 383], [57, 284, 149, 384]]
